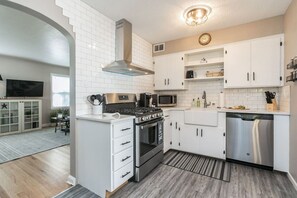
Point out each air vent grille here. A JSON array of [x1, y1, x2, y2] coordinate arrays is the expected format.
[[153, 43, 165, 53]]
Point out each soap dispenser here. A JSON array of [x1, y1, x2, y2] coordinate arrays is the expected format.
[[192, 98, 196, 107], [197, 97, 201, 108]]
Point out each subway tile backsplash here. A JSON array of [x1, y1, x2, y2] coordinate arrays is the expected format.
[[157, 80, 282, 110]]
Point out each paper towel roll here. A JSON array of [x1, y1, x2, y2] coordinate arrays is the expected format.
[[219, 92, 225, 108]]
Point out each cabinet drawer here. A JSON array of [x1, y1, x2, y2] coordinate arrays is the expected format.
[[113, 121, 133, 138], [114, 134, 133, 154], [113, 162, 133, 189], [113, 147, 133, 171]]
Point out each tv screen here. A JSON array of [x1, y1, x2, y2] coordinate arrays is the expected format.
[[6, 79, 44, 97]]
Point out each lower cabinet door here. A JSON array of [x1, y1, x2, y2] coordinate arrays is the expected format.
[[171, 121, 180, 150], [163, 117, 172, 153], [113, 162, 133, 190], [199, 126, 225, 159], [180, 124, 199, 154]]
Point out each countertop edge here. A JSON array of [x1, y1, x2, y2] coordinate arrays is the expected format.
[[161, 107, 290, 115], [76, 114, 135, 123]]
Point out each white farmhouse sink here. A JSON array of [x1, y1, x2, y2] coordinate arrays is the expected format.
[[184, 108, 218, 126]]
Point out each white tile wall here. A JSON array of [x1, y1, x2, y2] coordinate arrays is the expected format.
[[56, 0, 154, 115], [157, 81, 281, 110]]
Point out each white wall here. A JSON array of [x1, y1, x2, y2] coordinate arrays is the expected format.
[[55, 0, 154, 116], [0, 55, 69, 124]]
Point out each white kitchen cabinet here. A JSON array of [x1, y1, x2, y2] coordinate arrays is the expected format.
[[163, 110, 172, 153], [251, 36, 283, 87], [154, 52, 185, 90], [170, 110, 184, 150], [224, 34, 284, 88], [198, 126, 225, 159], [169, 110, 226, 159], [224, 41, 251, 88], [179, 124, 199, 153], [274, 115, 289, 172], [77, 117, 134, 198]]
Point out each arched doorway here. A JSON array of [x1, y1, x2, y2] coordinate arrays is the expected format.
[[0, 1, 76, 196]]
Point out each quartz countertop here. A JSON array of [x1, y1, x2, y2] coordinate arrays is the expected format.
[[76, 113, 135, 123], [161, 106, 290, 115]]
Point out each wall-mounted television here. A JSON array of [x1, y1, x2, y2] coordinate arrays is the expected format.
[[6, 79, 44, 97]]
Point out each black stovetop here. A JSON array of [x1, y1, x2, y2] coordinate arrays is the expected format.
[[104, 103, 162, 117]]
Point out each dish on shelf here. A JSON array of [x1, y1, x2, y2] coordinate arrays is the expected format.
[[206, 69, 224, 77]]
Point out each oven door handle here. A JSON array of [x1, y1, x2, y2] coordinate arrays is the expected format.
[[139, 118, 164, 129]]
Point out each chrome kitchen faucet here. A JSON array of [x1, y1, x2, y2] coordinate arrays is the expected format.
[[202, 91, 211, 108]]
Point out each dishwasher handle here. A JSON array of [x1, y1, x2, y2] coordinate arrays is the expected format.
[[226, 113, 273, 121]]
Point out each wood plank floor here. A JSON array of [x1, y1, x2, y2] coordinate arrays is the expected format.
[[112, 163, 297, 198], [0, 146, 70, 198]]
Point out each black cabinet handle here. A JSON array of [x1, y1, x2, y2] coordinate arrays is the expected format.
[[121, 141, 130, 145], [247, 73, 249, 81], [121, 171, 131, 178], [201, 129, 203, 137], [168, 78, 170, 85], [121, 128, 131, 131], [196, 128, 198, 136], [175, 122, 177, 129], [253, 72, 255, 81], [165, 79, 167, 85], [178, 127, 180, 131], [121, 156, 131, 162]]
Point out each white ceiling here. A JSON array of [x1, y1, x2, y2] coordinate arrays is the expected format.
[[82, 0, 292, 44], [0, 5, 69, 67]]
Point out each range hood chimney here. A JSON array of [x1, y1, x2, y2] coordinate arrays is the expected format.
[[102, 19, 154, 76]]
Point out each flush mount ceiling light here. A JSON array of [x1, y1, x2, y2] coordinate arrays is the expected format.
[[183, 5, 212, 26]]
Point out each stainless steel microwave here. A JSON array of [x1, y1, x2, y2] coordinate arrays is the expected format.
[[158, 94, 177, 107]]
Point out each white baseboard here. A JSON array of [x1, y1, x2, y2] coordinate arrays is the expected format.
[[66, 175, 77, 186], [288, 172, 297, 191]]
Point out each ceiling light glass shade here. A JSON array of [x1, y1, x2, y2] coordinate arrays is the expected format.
[[183, 5, 212, 26]]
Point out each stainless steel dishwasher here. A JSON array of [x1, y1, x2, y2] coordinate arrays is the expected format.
[[226, 113, 273, 167]]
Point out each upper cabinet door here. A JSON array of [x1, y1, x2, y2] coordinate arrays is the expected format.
[[224, 41, 251, 88], [154, 53, 185, 90], [167, 53, 185, 90], [154, 55, 169, 90], [251, 36, 283, 87]]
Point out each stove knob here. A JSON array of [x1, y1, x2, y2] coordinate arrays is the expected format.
[[141, 117, 145, 121], [147, 116, 151, 120], [152, 114, 156, 118]]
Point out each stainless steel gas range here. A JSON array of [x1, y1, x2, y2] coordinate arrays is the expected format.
[[103, 93, 164, 182]]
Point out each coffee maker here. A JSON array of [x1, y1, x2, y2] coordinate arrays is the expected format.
[[139, 93, 158, 107]]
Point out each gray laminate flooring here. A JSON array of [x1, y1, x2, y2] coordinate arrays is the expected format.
[[112, 163, 297, 198], [54, 184, 99, 198]]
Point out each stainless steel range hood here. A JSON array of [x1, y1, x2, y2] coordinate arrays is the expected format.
[[102, 19, 154, 76]]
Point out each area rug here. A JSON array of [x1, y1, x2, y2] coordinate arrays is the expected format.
[[0, 127, 70, 164], [163, 150, 231, 182], [54, 185, 99, 198]]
